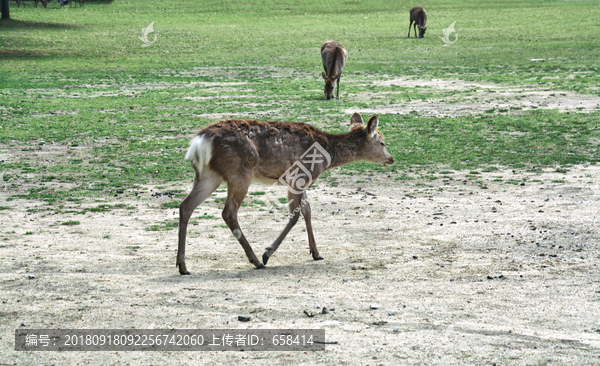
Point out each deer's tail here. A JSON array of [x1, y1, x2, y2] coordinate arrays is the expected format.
[[185, 135, 213, 174]]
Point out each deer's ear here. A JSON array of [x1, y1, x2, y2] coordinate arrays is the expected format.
[[350, 113, 364, 128], [321, 72, 327, 80], [366, 115, 379, 138]]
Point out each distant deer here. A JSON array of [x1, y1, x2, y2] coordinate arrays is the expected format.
[[408, 7, 428, 38], [321, 40, 348, 100], [176, 113, 394, 274]]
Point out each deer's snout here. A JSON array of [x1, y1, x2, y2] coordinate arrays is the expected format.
[[384, 156, 394, 166]]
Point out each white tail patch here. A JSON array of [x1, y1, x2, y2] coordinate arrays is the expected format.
[[184, 135, 212, 174]]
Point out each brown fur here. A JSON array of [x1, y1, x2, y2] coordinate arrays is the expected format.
[[176, 113, 393, 274], [321, 40, 348, 100], [408, 6, 428, 38]]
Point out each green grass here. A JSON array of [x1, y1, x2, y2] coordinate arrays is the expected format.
[[197, 215, 216, 219], [161, 201, 180, 209], [146, 220, 178, 231], [0, 0, 598, 206], [61, 220, 80, 226]]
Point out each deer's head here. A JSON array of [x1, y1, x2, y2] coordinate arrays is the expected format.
[[322, 72, 338, 100], [419, 25, 428, 38], [350, 113, 394, 166]]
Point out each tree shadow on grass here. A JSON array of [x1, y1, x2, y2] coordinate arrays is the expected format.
[[0, 18, 81, 30], [7, 0, 113, 6], [0, 19, 85, 59], [0, 48, 54, 59]]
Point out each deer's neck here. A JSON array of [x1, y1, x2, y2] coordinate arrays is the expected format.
[[323, 129, 365, 169]]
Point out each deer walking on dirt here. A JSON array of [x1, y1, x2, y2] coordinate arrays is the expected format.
[[321, 40, 348, 100], [408, 6, 428, 38], [176, 113, 394, 274]]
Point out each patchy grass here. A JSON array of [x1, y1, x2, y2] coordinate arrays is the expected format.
[[161, 201, 180, 209], [0, 0, 598, 208], [61, 221, 80, 226], [146, 220, 178, 231]]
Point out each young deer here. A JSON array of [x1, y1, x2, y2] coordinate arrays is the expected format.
[[408, 7, 428, 38], [321, 40, 348, 100], [176, 113, 393, 274]]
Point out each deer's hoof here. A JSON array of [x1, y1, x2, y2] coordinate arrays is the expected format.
[[314, 256, 324, 261], [262, 252, 270, 265], [255, 263, 265, 269], [177, 262, 190, 275]]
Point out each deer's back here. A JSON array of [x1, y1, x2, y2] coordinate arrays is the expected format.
[[198, 119, 333, 181], [321, 40, 348, 76], [410, 6, 427, 24]]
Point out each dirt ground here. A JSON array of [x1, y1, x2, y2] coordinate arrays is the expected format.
[[1, 162, 599, 365], [351, 77, 600, 117]]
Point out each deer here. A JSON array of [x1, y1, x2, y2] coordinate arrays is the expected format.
[[176, 113, 394, 275], [408, 7, 428, 38], [321, 40, 348, 100]]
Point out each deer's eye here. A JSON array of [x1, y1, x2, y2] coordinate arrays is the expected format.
[[380, 142, 385, 146]]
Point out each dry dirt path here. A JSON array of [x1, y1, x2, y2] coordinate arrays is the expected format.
[[1, 165, 599, 365]]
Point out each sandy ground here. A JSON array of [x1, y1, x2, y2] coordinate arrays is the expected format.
[[1, 163, 599, 365]]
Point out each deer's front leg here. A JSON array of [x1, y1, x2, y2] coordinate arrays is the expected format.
[[336, 76, 340, 100], [300, 192, 322, 260], [262, 192, 304, 265]]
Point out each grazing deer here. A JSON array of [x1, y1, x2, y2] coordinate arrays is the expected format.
[[176, 113, 394, 274], [408, 6, 428, 38], [321, 40, 348, 100]]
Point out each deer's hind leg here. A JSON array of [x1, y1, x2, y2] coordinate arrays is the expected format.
[[177, 169, 223, 275], [408, 20, 413, 37], [222, 171, 264, 269]]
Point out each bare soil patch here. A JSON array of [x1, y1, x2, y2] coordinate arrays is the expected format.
[[1, 165, 599, 365], [347, 77, 600, 117]]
